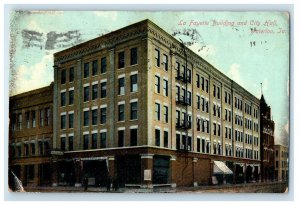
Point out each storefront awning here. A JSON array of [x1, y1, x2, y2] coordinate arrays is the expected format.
[[214, 161, 233, 175]]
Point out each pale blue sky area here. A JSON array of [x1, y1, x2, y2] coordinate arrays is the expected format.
[[9, 11, 289, 145]]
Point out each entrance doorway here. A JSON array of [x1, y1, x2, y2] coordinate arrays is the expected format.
[[116, 155, 141, 187], [82, 160, 108, 187], [153, 155, 170, 184]]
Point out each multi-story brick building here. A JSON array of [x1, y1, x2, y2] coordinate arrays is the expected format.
[[260, 94, 275, 182], [9, 84, 53, 189], [51, 19, 261, 188], [274, 144, 288, 182]]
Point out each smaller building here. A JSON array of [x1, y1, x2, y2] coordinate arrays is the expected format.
[[260, 94, 275, 182], [274, 144, 288, 182], [9, 83, 53, 189]]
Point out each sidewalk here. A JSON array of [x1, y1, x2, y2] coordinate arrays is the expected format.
[[23, 181, 287, 193]]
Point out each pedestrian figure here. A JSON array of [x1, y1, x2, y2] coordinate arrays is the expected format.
[[106, 176, 111, 192], [83, 177, 88, 191], [113, 175, 119, 191]]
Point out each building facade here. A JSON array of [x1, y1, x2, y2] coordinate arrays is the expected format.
[[9, 84, 53, 189], [274, 145, 288, 181], [260, 94, 275, 182], [50, 19, 261, 188]]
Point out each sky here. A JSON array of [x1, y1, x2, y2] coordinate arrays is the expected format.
[[9, 11, 289, 146]]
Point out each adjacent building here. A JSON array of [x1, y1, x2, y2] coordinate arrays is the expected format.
[[51, 19, 261, 188], [274, 144, 288, 181], [260, 94, 275, 182], [9, 84, 53, 189]]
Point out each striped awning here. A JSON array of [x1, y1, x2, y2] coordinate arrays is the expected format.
[[213, 161, 233, 175]]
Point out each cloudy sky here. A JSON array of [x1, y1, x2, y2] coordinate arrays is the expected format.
[[9, 11, 289, 146]]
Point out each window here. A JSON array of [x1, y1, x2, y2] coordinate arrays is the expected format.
[[118, 51, 125, 68], [100, 132, 106, 148], [24, 144, 29, 156], [69, 113, 74, 128], [205, 79, 209, 93], [118, 130, 124, 147], [61, 115, 66, 129], [163, 79, 168, 96], [27, 165, 34, 180], [100, 82, 107, 98], [197, 138, 200, 152], [84, 63, 89, 78], [218, 124, 221, 136], [92, 84, 98, 100], [197, 96, 200, 109], [187, 91, 192, 105], [100, 107, 106, 124], [83, 134, 89, 150], [155, 103, 160, 121], [130, 74, 138, 92], [69, 67, 74, 82], [92, 133, 97, 149], [202, 139, 205, 153], [206, 120, 210, 133], [61, 92, 66, 106], [196, 118, 200, 131], [187, 69, 191, 83], [130, 129, 137, 146], [26, 112, 30, 128], [213, 123, 216, 135], [17, 145, 21, 157], [201, 76, 205, 90], [83, 86, 89, 102], [188, 136, 192, 151], [18, 113, 22, 130], [130, 102, 138, 120], [213, 85, 216, 97], [164, 131, 168, 148], [83, 111, 89, 126], [217, 87, 220, 99], [61, 69, 66, 84], [92, 109, 98, 125], [176, 110, 180, 125], [30, 143, 35, 155], [196, 74, 200, 88], [164, 105, 168, 123], [155, 49, 160, 67], [155, 129, 160, 146], [176, 134, 180, 150], [130, 47, 138, 65], [155, 75, 160, 93], [163, 54, 168, 71], [118, 104, 125, 121], [61, 137, 66, 151], [69, 136, 73, 151], [92, 60, 98, 76], [32, 111, 36, 128], [118, 77, 125, 95], [176, 62, 180, 77], [176, 86, 180, 101], [69, 90, 74, 105], [201, 97, 205, 111], [201, 119, 205, 132], [101, 57, 107, 73], [39, 109, 44, 127]]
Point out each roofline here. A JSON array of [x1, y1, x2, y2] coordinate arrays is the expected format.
[[54, 19, 150, 58], [10, 82, 54, 99], [54, 18, 259, 102]]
